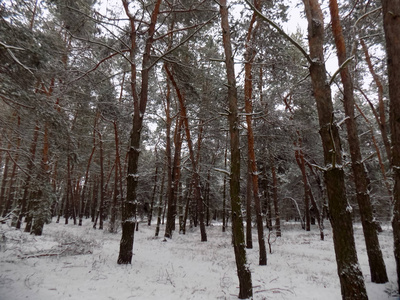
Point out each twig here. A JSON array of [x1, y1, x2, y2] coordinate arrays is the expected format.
[[18, 248, 68, 259]]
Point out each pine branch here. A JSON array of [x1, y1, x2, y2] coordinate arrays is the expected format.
[[147, 13, 219, 70], [244, 0, 312, 64]]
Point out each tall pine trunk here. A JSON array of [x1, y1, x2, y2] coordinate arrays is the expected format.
[[220, 0, 252, 297], [382, 0, 400, 293], [329, 0, 388, 283], [302, 0, 367, 298], [118, 0, 162, 264]]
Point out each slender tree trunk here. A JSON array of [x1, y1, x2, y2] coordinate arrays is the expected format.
[[79, 112, 99, 226], [165, 66, 207, 242], [155, 167, 166, 237], [148, 148, 158, 226], [2, 116, 21, 218], [294, 140, 311, 231], [65, 152, 72, 225], [246, 161, 253, 249], [182, 176, 193, 234], [329, 0, 388, 284], [0, 142, 11, 215], [302, 1, 367, 298], [205, 167, 211, 226], [306, 174, 324, 240], [98, 132, 105, 230], [222, 134, 228, 233], [118, 0, 162, 264], [16, 122, 39, 229], [382, 0, 400, 293], [220, 0, 252, 297], [243, 0, 267, 265], [360, 39, 391, 163], [164, 71, 175, 238], [270, 155, 281, 237]]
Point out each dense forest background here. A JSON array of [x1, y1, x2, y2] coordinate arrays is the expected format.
[[1, 0, 399, 299]]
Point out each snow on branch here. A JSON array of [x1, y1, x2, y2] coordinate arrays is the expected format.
[[213, 167, 230, 176], [329, 55, 355, 86], [244, 0, 312, 64], [0, 41, 33, 75]]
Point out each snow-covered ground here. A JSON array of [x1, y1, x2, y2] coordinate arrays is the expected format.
[[0, 219, 398, 300]]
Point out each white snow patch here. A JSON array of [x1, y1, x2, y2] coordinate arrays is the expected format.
[[0, 220, 397, 299]]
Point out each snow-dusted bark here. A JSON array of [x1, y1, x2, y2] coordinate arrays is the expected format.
[[302, 0, 368, 298], [329, 0, 388, 284]]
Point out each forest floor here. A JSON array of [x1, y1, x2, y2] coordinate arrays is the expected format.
[[0, 218, 399, 300]]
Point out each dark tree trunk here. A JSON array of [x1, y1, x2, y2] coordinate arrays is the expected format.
[[270, 155, 281, 237], [329, 0, 388, 284], [148, 151, 158, 226], [155, 167, 166, 237], [294, 138, 310, 231], [80, 112, 99, 227], [16, 122, 39, 229], [222, 134, 228, 233], [118, 0, 162, 264], [302, 0, 367, 298], [245, 161, 253, 249], [0, 142, 11, 216], [382, 0, 400, 293], [220, 0, 253, 297], [182, 176, 193, 235]]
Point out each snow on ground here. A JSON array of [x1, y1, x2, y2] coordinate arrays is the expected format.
[[0, 219, 398, 300]]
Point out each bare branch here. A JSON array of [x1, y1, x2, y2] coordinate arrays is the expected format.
[[0, 41, 34, 74], [329, 55, 355, 86]]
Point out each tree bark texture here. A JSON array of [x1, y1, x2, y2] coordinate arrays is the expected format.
[[303, 0, 367, 298], [329, 0, 388, 284], [118, 0, 162, 264], [244, 3, 267, 265], [220, 0, 253, 297], [382, 0, 400, 293]]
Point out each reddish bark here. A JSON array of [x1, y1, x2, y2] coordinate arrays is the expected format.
[[329, 0, 388, 283], [302, 0, 367, 298], [118, 0, 162, 264], [360, 39, 391, 163], [164, 66, 207, 242]]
